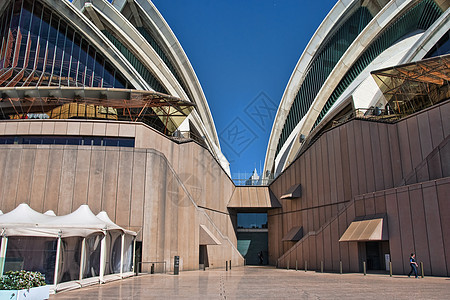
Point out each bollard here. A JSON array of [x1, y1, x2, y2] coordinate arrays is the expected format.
[[321, 261, 323, 273], [226, 261, 228, 271], [174, 256, 180, 275], [229, 260, 231, 270], [389, 261, 392, 277], [287, 261, 289, 270], [296, 260, 298, 271], [421, 262, 424, 278], [340, 261, 342, 275], [151, 263, 155, 274], [363, 261, 366, 276], [305, 261, 307, 272]]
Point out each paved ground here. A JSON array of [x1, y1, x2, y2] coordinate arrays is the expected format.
[[51, 266, 450, 299]]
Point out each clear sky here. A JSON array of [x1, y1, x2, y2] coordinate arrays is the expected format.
[[152, 0, 337, 179]]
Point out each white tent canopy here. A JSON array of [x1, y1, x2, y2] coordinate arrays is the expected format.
[[0, 203, 136, 293], [0, 204, 136, 238]]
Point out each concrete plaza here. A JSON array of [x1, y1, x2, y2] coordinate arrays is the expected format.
[[50, 266, 450, 299]]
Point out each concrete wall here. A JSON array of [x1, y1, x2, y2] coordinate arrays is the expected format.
[[0, 120, 243, 271], [269, 100, 450, 276]]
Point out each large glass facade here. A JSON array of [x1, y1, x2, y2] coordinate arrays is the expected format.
[[0, 0, 131, 88], [275, 0, 444, 158]]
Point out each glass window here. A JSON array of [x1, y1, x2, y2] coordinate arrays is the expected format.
[[237, 213, 267, 229]]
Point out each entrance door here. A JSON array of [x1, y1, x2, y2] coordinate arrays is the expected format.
[[365, 241, 390, 271], [199, 245, 209, 269]]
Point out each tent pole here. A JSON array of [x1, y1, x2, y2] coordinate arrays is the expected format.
[[120, 234, 124, 278], [132, 238, 136, 275], [79, 238, 86, 281], [99, 231, 106, 283], [0, 236, 8, 276], [53, 235, 62, 287]]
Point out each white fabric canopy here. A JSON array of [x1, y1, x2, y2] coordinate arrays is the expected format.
[[0, 204, 136, 238]]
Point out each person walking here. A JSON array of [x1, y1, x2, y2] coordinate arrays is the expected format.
[[408, 253, 419, 278]]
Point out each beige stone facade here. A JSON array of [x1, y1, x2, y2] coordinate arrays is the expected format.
[[0, 120, 243, 272]]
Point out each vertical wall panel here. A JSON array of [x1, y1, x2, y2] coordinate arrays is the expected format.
[[407, 117, 423, 171], [385, 190, 403, 273], [101, 149, 120, 217], [439, 101, 450, 138], [29, 149, 50, 212], [378, 124, 394, 189], [2, 149, 22, 212], [422, 182, 446, 275], [44, 148, 63, 213], [57, 148, 78, 215], [346, 122, 360, 197], [417, 112, 433, 160], [72, 148, 91, 210], [361, 122, 375, 193], [87, 149, 106, 213], [436, 179, 450, 276], [397, 188, 415, 273], [15, 147, 36, 205], [427, 107, 444, 149], [338, 211, 350, 271], [116, 149, 133, 226], [370, 123, 385, 191], [397, 121, 412, 181], [408, 186, 431, 275], [129, 150, 146, 229], [0, 149, 8, 209]]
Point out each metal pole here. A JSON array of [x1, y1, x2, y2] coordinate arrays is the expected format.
[[363, 261, 366, 276], [305, 261, 307, 272], [53, 236, 62, 286], [99, 232, 107, 283], [120, 234, 125, 278], [226, 261, 228, 271], [0, 236, 8, 276], [79, 238, 86, 280], [389, 261, 392, 277], [321, 261, 323, 273], [420, 262, 424, 278], [340, 261, 342, 274], [229, 260, 231, 270], [132, 238, 137, 275]]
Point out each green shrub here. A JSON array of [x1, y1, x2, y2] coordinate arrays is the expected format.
[[0, 270, 46, 290]]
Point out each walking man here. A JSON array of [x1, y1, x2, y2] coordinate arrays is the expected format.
[[408, 253, 419, 278]]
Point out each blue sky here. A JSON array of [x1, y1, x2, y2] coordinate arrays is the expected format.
[[152, 0, 337, 179]]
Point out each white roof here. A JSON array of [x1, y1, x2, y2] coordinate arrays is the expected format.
[[0, 204, 136, 238]]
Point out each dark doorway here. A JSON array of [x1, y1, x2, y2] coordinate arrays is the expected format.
[[199, 245, 209, 269], [135, 241, 142, 273], [364, 241, 390, 271]]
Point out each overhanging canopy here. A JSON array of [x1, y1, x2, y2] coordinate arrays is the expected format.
[[281, 184, 302, 199], [199, 224, 221, 245], [281, 226, 303, 241], [339, 215, 388, 242]]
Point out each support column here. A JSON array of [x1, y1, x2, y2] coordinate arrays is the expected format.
[[0, 235, 8, 276], [120, 234, 125, 277], [79, 238, 86, 280], [99, 231, 107, 283], [132, 238, 136, 274], [53, 235, 62, 286]]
